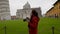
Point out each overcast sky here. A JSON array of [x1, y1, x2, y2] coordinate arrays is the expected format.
[[9, 0, 57, 16]]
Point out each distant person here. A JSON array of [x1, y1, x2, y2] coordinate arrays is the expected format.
[[23, 10, 39, 34]]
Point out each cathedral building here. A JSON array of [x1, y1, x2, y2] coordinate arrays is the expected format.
[[16, 2, 41, 19]]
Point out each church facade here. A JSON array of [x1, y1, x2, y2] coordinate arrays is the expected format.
[[16, 2, 41, 19], [0, 0, 11, 20]]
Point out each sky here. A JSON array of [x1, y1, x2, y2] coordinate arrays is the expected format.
[[9, 0, 57, 16]]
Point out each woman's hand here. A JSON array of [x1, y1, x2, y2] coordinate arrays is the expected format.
[[26, 17, 30, 22]]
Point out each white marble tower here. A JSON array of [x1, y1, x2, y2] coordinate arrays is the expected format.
[[0, 0, 11, 20]]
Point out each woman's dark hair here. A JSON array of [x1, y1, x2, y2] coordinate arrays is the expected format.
[[30, 10, 39, 22], [32, 9, 38, 17]]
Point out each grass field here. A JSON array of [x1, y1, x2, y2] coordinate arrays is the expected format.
[[0, 18, 60, 34]]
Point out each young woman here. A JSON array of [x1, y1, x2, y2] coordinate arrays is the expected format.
[[28, 10, 39, 34]]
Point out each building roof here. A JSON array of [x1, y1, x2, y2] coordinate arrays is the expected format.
[[54, 0, 60, 6], [46, 7, 54, 13], [46, 0, 59, 14]]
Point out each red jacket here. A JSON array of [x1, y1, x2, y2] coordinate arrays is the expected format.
[[28, 15, 39, 34], [28, 15, 39, 29]]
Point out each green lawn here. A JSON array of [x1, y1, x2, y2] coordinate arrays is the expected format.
[[0, 18, 60, 34]]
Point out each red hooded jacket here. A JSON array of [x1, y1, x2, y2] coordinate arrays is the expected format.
[[28, 15, 39, 34]]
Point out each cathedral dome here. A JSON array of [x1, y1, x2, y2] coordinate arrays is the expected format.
[[23, 2, 31, 9]]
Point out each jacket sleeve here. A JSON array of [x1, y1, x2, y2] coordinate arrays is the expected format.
[[29, 17, 39, 29]]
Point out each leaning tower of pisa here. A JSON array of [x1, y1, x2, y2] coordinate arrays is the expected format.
[[0, 0, 11, 20]]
